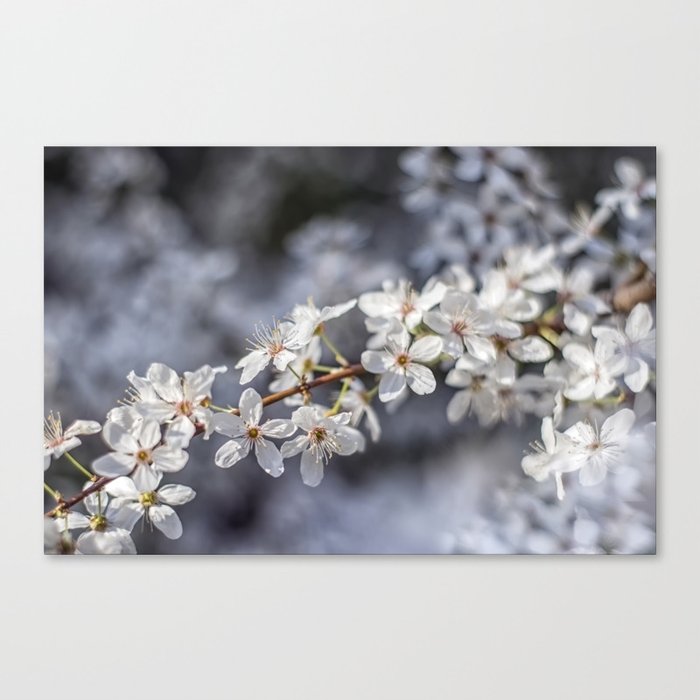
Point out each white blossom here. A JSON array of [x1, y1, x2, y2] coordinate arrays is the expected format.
[[290, 298, 357, 335], [92, 417, 188, 480], [280, 406, 365, 487], [553, 265, 611, 336], [361, 328, 443, 402], [592, 303, 655, 393], [74, 487, 138, 555], [338, 378, 381, 442], [521, 416, 579, 499], [358, 278, 446, 331], [595, 158, 656, 220], [236, 320, 314, 384], [105, 470, 196, 540], [126, 362, 227, 447], [423, 290, 496, 361], [563, 408, 636, 486], [562, 338, 626, 401], [212, 388, 297, 476], [43, 412, 101, 470]]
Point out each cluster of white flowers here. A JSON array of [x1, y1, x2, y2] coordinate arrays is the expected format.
[[44, 150, 655, 554]]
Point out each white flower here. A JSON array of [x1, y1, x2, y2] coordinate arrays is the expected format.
[[212, 388, 297, 476], [43, 412, 101, 470], [562, 338, 626, 401], [290, 298, 357, 335], [595, 158, 656, 220], [92, 418, 188, 480], [268, 336, 322, 398], [554, 265, 610, 336], [423, 290, 496, 361], [592, 303, 655, 393], [236, 320, 314, 384], [280, 406, 365, 487], [521, 416, 579, 499], [127, 363, 227, 447], [563, 408, 636, 486], [492, 335, 554, 385], [479, 269, 540, 337], [358, 279, 446, 331], [445, 357, 499, 426], [338, 378, 381, 442], [105, 470, 196, 540], [361, 328, 443, 402], [502, 244, 559, 293], [74, 487, 137, 555]]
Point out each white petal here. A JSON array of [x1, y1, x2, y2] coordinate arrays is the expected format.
[[254, 439, 284, 477], [358, 291, 398, 318], [423, 310, 451, 335], [151, 445, 189, 473], [272, 349, 297, 372], [157, 484, 196, 506], [465, 335, 496, 363], [236, 350, 270, 384], [409, 335, 443, 362], [541, 416, 555, 454], [212, 412, 246, 438], [63, 420, 101, 439], [132, 467, 162, 492], [64, 512, 90, 530], [92, 452, 135, 478], [261, 419, 297, 438], [104, 477, 139, 499], [508, 336, 553, 363], [280, 435, 309, 458], [138, 419, 162, 450], [334, 426, 364, 455], [625, 303, 653, 342], [147, 363, 184, 403], [106, 500, 144, 531], [378, 369, 407, 403], [624, 359, 649, 393], [102, 421, 139, 454], [562, 343, 595, 372], [405, 363, 436, 395], [300, 449, 325, 487], [165, 415, 196, 449], [239, 388, 263, 425], [290, 406, 320, 431], [215, 440, 248, 468], [319, 298, 357, 321], [361, 350, 393, 374], [447, 390, 472, 423], [601, 408, 635, 444], [563, 376, 595, 401], [149, 504, 183, 539]]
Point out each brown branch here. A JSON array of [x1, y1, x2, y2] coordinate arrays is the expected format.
[[45, 363, 366, 518]]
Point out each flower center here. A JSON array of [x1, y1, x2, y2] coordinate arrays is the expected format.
[[396, 353, 410, 367], [452, 319, 468, 335], [139, 491, 158, 507], [176, 400, 193, 416], [247, 426, 260, 440], [136, 449, 152, 464], [89, 514, 107, 532]]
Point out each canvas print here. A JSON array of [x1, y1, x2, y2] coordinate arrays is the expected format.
[[44, 147, 656, 554]]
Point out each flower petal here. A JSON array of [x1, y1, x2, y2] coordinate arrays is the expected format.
[[409, 335, 443, 363], [280, 435, 309, 458], [261, 419, 297, 439], [93, 452, 135, 478], [300, 449, 324, 487], [378, 369, 407, 403], [102, 421, 139, 454], [239, 387, 263, 425], [147, 363, 184, 403], [254, 439, 284, 477], [157, 484, 196, 506], [148, 504, 183, 539], [405, 363, 436, 395], [151, 445, 189, 473]]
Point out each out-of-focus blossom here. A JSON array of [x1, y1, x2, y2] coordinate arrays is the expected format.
[[43, 412, 101, 470]]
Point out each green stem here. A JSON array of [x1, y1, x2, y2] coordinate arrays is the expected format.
[[320, 332, 349, 367], [313, 364, 340, 373], [64, 452, 96, 481], [327, 378, 352, 416], [44, 482, 60, 501]]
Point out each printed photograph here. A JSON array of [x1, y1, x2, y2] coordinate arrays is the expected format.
[[43, 146, 656, 554]]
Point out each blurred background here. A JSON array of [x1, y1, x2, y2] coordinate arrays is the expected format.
[[44, 146, 655, 554]]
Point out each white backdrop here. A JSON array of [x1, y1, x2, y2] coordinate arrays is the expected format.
[[1, 1, 696, 698]]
